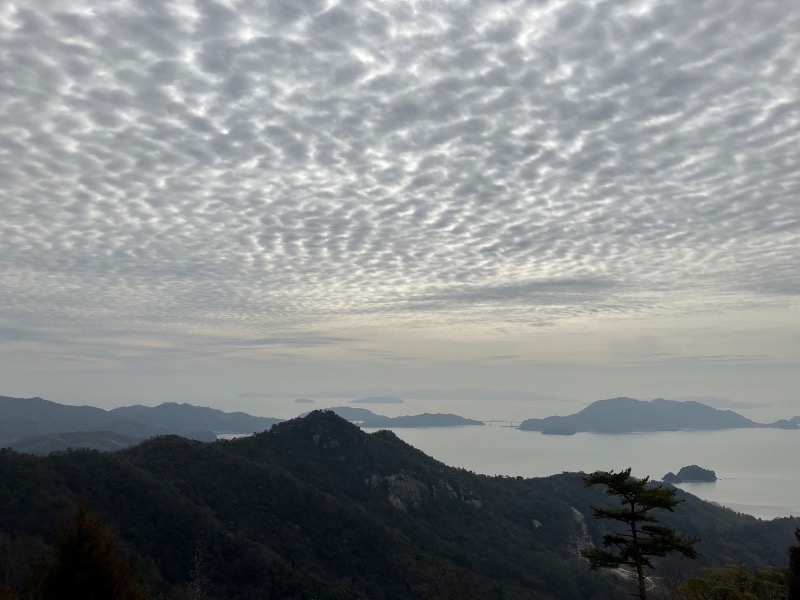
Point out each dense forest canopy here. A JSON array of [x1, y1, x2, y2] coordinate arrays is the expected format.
[[1, 412, 797, 599]]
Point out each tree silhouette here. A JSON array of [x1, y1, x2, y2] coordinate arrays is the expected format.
[[40, 503, 148, 600], [789, 528, 800, 600], [582, 468, 698, 600]]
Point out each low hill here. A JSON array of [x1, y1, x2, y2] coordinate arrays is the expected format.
[[0, 410, 797, 599], [8, 430, 140, 455], [519, 397, 798, 435]]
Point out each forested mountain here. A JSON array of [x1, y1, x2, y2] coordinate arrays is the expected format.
[[1, 411, 797, 599], [519, 397, 799, 434], [0, 395, 281, 450]]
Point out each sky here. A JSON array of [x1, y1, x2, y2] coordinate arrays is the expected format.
[[0, 0, 798, 416]]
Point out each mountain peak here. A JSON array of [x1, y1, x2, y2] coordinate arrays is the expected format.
[[266, 410, 366, 446]]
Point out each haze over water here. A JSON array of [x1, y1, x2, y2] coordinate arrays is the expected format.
[[365, 426, 800, 521], [247, 396, 800, 521]]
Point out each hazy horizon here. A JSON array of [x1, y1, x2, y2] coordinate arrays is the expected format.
[[3, 387, 795, 424], [1, 0, 798, 413]]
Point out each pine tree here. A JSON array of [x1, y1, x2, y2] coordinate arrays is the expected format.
[[40, 503, 148, 600], [582, 468, 698, 600]]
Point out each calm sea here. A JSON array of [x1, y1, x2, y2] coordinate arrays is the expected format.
[[233, 396, 800, 520]]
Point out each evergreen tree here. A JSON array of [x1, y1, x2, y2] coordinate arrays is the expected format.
[[40, 503, 148, 600], [582, 468, 698, 600]]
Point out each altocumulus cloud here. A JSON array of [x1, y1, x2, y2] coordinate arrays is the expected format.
[[0, 0, 798, 356]]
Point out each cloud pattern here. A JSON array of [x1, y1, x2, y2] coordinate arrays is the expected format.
[[1, 0, 799, 356]]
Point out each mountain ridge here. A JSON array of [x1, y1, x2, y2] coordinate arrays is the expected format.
[[1, 409, 797, 599], [302, 406, 485, 428], [0, 394, 282, 450]]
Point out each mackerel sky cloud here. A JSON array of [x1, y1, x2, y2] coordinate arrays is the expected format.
[[1, 0, 798, 410]]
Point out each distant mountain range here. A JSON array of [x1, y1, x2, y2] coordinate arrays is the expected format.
[[519, 397, 799, 435], [4, 393, 794, 456], [350, 395, 405, 404], [110, 402, 280, 434], [0, 395, 282, 453]]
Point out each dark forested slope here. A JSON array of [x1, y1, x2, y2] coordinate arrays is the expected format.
[[0, 411, 796, 599]]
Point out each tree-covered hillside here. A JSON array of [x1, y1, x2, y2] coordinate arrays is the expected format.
[[0, 411, 797, 599]]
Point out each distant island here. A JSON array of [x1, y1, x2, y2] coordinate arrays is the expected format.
[[360, 413, 484, 428], [299, 407, 483, 428], [293, 397, 315, 404], [518, 397, 799, 435], [664, 465, 718, 484], [350, 396, 405, 404]]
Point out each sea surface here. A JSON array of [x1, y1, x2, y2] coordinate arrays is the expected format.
[[234, 396, 800, 520], [361, 426, 800, 520]]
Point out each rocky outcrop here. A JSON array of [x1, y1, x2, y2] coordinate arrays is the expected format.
[[568, 507, 595, 559], [663, 465, 717, 483], [366, 473, 482, 511]]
